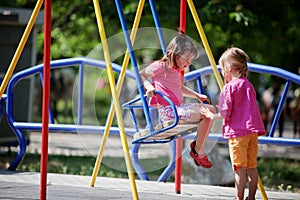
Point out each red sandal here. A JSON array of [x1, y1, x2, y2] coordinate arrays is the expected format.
[[190, 141, 212, 168]]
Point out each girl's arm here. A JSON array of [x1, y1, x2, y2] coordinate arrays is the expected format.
[[182, 85, 210, 103], [140, 67, 156, 97]]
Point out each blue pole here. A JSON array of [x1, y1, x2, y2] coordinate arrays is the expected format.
[[269, 80, 291, 137], [114, 0, 154, 132], [77, 63, 84, 125], [149, 0, 167, 54]]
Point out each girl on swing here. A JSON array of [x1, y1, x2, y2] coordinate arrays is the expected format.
[[139, 32, 216, 168]]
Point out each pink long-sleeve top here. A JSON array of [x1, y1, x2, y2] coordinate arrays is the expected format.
[[147, 61, 183, 107], [218, 77, 266, 139]]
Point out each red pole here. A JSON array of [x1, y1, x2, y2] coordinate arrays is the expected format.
[[175, 137, 183, 194], [179, 0, 186, 33], [175, 0, 187, 195], [40, 0, 51, 199]]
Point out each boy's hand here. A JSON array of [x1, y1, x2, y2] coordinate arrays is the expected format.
[[200, 106, 218, 120]]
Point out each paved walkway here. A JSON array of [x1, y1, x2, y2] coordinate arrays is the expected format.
[[1, 121, 299, 199], [1, 170, 300, 200]]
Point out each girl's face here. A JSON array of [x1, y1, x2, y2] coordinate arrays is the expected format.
[[175, 52, 194, 69]]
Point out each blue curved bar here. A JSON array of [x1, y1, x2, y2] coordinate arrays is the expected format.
[[131, 91, 179, 144], [5, 57, 135, 170], [185, 63, 300, 85], [131, 143, 150, 180]]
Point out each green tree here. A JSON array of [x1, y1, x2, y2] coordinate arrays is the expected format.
[[2, 0, 299, 73]]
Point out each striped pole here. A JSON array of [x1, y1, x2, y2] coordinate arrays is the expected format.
[[92, 0, 139, 199], [90, 0, 145, 188]]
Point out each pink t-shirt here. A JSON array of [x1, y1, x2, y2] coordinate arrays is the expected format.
[[218, 77, 266, 139], [148, 61, 183, 106]]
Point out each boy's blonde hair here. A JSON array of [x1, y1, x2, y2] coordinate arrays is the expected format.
[[219, 47, 249, 78], [161, 33, 197, 68]]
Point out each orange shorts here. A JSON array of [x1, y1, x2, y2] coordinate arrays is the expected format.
[[228, 133, 258, 171]]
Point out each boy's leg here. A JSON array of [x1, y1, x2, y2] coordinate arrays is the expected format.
[[228, 136, 250, 200], [246, 134, 259, 200], [247, 168, 258, 200], [235, 167, 246, 200]]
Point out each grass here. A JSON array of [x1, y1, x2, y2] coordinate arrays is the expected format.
[[1, 152, 299, 193], [0, 153, 171, 181], [257, 158, 300, 192]]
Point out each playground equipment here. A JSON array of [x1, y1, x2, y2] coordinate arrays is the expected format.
[[2, 57, 300, 197], [1, 1, 300, 200]]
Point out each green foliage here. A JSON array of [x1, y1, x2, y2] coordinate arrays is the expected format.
[[258, 158, 300, 192], [40, 1, 99, 60], [2, 0, 299, 71]]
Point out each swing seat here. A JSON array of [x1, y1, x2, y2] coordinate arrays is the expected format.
[[133, 120, 198, 140], [122, 91, 198, 143]]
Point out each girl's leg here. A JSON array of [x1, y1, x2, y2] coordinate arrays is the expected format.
[[247, 168, 258, 200], [235, 167, 247, 200], [188, 104, 215, 168], [189, 104, 215, 155], [194, 117, 212, 155]]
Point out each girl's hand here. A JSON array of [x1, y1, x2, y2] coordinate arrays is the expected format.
[[196, 93, 211, 104], [146, 89, 156, 97]]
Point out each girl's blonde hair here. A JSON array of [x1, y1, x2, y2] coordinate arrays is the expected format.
[[161, 32, 197, 68], [219, 47, 249, 78]]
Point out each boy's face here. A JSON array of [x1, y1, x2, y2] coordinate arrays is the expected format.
[[220, 62, 232, 83]]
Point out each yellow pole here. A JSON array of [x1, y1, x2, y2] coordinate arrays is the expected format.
[[258, 174, 268, 200], [92, 1, 138, 199], [0, 0, 44, 98], [90, 0, 145, 187], [187, 1, 268, 199], [187, 0, 223, 89]]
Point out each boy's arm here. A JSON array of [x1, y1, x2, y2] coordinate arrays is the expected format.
[[199, 107, 223, 120], [209, 112, 223, 120]]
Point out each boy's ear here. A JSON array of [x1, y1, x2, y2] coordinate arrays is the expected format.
[[223, 63, 230, 71]]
